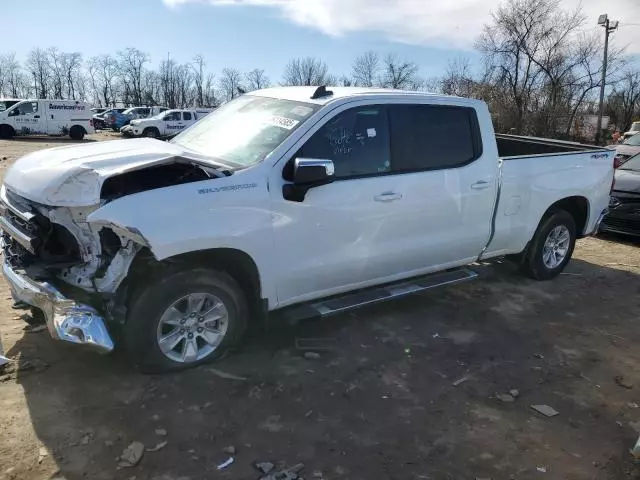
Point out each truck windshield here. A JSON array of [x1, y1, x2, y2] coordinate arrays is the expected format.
[[0, 100, 19, 112], [171, 95, 319, 167]]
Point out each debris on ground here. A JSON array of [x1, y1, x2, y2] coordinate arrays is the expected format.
[[80, 432, 93, 445], [452, 376, 469, 387], [216, 456, 234, 470], [496, 393, 515, 403], [146, 441, 168, 452], [537, 466, 548, 473], [530, 405, 559, 417], [615, 375, 633, 389], [119, 442, 145, 467], [295, 337, 338, 351], [255, 462, 276, 474], [223, 445, 236, 455], [312, 471, 323, 478], [259, 463, 305, 480], [38, 446, 48, 464], [534, 353, 544, 359], [509, 389, 520, 398], [25, 324, 47, 333], [303, 351, 321, 360], [206, 368, 248, 381], [155, 428, 167, 436]]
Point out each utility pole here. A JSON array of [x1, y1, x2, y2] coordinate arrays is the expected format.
[[596, 14, 618, 145]]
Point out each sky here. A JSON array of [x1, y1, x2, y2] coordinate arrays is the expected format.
[[1, 0, 639, 82]]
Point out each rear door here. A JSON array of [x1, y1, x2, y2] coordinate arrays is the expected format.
[[182, 111, 195, 128], [163, 111, 183, 136], [368, 103, 496, 278]]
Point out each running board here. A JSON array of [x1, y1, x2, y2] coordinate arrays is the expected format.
[[278, 268, 478, 324]]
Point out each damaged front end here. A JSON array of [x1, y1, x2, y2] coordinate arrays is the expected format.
[[0, 140, 226, 354], [0, 186, 142, 353]]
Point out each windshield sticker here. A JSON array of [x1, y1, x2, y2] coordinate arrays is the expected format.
[[198, 183, 258, 195], [290, 105, 313, 117], [264, 115, 299, 130]]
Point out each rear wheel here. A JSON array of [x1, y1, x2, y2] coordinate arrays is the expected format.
[[143, 127, 159, 138], [124, 267, 248, 373], [520, 210, 576, 280], [69, 125, 85, 140]]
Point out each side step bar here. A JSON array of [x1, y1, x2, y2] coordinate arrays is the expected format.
[[278, 268, 478, 324]]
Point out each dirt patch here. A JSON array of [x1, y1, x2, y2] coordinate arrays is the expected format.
[[1, 136, 640, 479]]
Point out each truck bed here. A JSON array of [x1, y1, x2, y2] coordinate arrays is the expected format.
[[496, 134, 603, 159]]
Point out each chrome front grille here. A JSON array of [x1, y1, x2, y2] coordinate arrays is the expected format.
[[0, 189, 41, 265]]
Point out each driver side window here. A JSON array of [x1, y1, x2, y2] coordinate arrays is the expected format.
[[14, 102, 37, 116], [297, 106, 391, 179], [165, 112, 180, 121]]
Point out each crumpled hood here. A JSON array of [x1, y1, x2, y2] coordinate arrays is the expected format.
[[4, 138, 194, 206]]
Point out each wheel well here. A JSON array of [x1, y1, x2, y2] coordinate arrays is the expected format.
[[544, 196, 589, 237], [125, 247, 263, 319]]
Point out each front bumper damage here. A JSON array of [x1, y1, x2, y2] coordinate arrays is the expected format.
[[3, 261, 114, 353]]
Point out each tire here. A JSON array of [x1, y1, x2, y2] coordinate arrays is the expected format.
[[143, 127, 159, 138], [520, 209, 576, 280], [123, 267, 248, 373], [0, 124, 14, 139], [69, 125, 85, 140]]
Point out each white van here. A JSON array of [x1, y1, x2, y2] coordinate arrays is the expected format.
[[121, 108, 213, 138], [0, 99, 95, 140]]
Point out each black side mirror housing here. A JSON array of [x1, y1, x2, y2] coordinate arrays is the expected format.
[[284, 158, 335, 202]]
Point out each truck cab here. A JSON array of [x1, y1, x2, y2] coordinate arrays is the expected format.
[[0, 99, 94, 140]]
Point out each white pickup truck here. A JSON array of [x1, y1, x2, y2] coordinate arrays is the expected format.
[[120, 108, 213, 138], [0, 87, 613, 372]]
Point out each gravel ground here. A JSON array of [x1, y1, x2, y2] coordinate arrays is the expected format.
[[1, 135, 640, 480]]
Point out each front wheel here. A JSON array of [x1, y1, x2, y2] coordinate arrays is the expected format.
[[143, 127, 159, 138], [69, 126, 85, 140], [520, 210, 576, 280], [124, 268, 248, 373]]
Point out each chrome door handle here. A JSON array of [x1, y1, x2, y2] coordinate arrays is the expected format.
[[471, 180, 490, 190], [374, 192, 402, 202]]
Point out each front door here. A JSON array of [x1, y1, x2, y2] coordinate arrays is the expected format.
[[11, 101, 45, 134], [269, 104, 398, 305]]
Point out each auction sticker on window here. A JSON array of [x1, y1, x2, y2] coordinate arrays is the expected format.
[[264, 115, 299, 130]]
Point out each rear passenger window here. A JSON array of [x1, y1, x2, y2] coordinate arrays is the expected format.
[[297, 106, 391, 178], [183, 112, 192, 121], [389, 105, 481, 171]]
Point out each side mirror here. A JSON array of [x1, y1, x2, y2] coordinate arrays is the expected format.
[[284, 158, 335, 202], [293, 158, 334, 184]]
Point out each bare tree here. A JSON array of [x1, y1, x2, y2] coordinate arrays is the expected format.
[[282, 57, 332, 86], [0, 53, 28, 98], [352, 51, 380, 87], [219, 68, 244, 102], [192, 55, 206, 107], [440, 58, 475, 97], [609, 69, 640, 131], [26, 48, 51, 98], [118, 48, 149, 105], [245, 68, 270, 91], [380, 54, 419, 89]]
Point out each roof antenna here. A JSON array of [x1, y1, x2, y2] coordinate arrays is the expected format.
[[311, 85, 333, 100]]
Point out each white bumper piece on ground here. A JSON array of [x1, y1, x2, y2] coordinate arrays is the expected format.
[[3, 262, 114, 353]]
